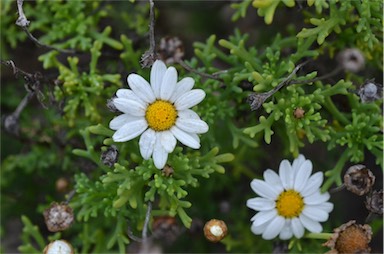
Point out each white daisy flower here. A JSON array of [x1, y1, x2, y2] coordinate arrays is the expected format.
[[246, 154, 333, 240], [109, 60, 208, 169]]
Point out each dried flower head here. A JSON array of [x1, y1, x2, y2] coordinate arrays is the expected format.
[[203, 219, 228, 242], [152, 216, 180, 244], [323, 220, 372, 254], [43, 240, 74, 254], [106, 97, 120, 113], [3, 114, 20, 136], [158, 36, 185, 64], [100, 145, 119, 167], [293, 107, 305, 119], [358, 80, 383, 103], [247, 92, 269, 111], [344, 165, 375, 196], [337, 48, 365, 72], [43, 202, 74, 232], [365, 189, 383, 215]]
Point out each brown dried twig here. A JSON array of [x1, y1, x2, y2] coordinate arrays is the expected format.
[[15, 0, 75, 54]]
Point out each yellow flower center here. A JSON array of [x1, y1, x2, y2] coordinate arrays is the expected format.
[[145, 100, 177, 131], [276, 190, 304, 218]]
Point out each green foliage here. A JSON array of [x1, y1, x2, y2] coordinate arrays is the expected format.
[[1, 0, 382, 253]]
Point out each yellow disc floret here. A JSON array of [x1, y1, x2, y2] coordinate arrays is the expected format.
[[276, 190, 304, 218], [145, 100, 177, 131]]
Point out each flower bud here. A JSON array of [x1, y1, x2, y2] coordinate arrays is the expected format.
[[293, 107, 305, 119], [43, 202, 74, 232], [365, 189, 383, 215], [343, 165, 375, 196], [247, 92, 269, 111], [162, 165, 174, 177], [323, 220, 372, 254], [203, 219, 228, 243], [56, 177, 70, 193], [43, 240, 74, 254]]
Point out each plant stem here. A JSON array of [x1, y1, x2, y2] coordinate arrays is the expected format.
[[323, 96, 350, 125]]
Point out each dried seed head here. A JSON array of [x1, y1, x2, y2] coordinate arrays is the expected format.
[[323, 220, 372, 254], [337, 48, 365, 72], [293, 107, 305, 119], [358, 80, 383, 103], [162, 165, 174, 177], [43, 240, 74, 254], [158, 36, 184, 64], [100, 145, 119, 167], [56, 177, 70, 193], [43, 202, 74, 232], [247, 92, 269, 111], [365, 189, 383, 215], [203, 219, 228, 243], [152, 216, 180, 244], [343, 165, 375, 196]]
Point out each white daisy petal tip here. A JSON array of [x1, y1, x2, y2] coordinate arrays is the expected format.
[[247, 154, 333, 240], [109, 63, 207, 168]]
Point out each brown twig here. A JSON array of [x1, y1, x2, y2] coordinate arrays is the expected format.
[[141, 0, 158, 68], [177, 60, 224, 82], [15, 0, 75, 54]]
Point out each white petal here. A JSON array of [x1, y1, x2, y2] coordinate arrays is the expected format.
[[279, 159, 294, 189], [113, 98, 146, 116], [170, 126, 200, 149], [127, 74, 156, 103], [176, 118, 209, 134], [250, 210, 277, 227], [139, 129, 156, 160], [304, 191, 330, 205], [262, 216, 285, 240], [112, 119, 147, 142], [160, 130, 177, 153], [301, 172, 323, 197], [152, 135, 168, 169], [299, 214, 322, 233], [246, 197, 276, 211], [177, 109, 200, 119], [316, 202, 334, 213], [291, 218, 305, 238], [151, 60, 167, 97], [109, 114, 142, 130], [292, 154, 306, 170], [251, 220, 269, 235], [116, 89, 134, 99], [279, 223, 293, 240], [160, 67, 177, 100], [169, 77, 195, 102], [174, 89, 206, 110], [250, 179, 280, 200], [293, 160, 312, 192], [302, 206, 330, 222], [263, 169, 284, 193]]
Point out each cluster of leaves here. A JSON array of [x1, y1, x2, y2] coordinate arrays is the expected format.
[[1, 0, 382, 253]]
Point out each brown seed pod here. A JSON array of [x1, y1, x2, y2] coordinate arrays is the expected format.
[[43, 202, 74, 232], [343, 165, 375, 196], [365, 189, 383, 215], [323, 220, 372, 254], [43, 240, 74, 254], [203, 219, 228, 243], [56, 177, 70, 193], [162, 165, 174, 177]]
